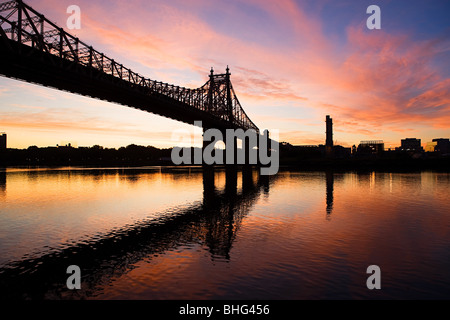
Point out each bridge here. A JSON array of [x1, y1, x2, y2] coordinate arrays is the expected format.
[[0, 0, 261, 139]]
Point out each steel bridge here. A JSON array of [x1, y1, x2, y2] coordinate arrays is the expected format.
[[0, 0, 259, 133]]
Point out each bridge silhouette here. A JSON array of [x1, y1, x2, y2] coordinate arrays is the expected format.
[[0, 0, 260, 136]]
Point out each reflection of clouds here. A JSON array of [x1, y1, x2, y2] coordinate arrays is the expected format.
[[1, 169, 449, 299], [0, 167, 267, 299]]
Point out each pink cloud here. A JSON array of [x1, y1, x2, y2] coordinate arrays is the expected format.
[[302, 27, 450, 134], [83, 1, 450, 141], [9, 0, 450, 147]]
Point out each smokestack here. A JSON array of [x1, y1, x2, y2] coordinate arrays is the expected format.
[[326, 115, 333, 147], [0, 133, 6, 150]]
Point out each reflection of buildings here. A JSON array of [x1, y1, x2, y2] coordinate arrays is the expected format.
[[326, 171, 334, 218], [0, 172, 5, 196]]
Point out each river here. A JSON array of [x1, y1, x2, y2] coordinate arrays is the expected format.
[[0, 167, 449, 299]]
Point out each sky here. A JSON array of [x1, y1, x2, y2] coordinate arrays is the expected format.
[[0, 0, 449, 149]]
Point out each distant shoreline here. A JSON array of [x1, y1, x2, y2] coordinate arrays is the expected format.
[[1, 145, 450, 172]]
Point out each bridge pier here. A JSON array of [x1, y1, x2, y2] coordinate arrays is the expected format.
[[257, 130, 271, 167], [202, 127, 211, 167], [224, 132, 238, 166], [200, 126, 275, 170]]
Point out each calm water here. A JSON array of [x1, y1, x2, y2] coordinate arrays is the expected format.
[[0, 167, 449, 299]]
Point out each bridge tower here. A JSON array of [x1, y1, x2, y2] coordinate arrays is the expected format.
[[225, 66, 233, 123], [208, 67, 215, 113], [203, 67, 239, 166]]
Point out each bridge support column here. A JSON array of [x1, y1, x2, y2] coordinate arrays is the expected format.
[[224, 131, 238, 166], [202, 127, 208, 162], [266, 130, 272, 160], [243, 132, 259, 167], [257, 130, 271, 167], [244, 134, 250, 166], [202, 126, 216, 167]]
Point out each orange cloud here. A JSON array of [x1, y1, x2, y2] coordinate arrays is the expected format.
[[0, 109, 174, 140]]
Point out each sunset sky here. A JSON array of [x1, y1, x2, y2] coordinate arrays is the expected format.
[[0, 0, 449, 149]]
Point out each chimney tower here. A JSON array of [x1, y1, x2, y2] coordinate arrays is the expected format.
[[326, 115, 333, 147]]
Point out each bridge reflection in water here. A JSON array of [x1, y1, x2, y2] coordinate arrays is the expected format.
[[0, 167, 272, 299]]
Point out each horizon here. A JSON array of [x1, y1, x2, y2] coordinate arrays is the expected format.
[[3, 136, 448, 151], [1, 0, 449, 149]]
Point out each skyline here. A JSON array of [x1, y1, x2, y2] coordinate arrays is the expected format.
[[1, 0, 450, 149]]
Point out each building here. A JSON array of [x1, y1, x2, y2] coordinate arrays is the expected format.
[[426, 138, 450, 154], [357, 140, 384, 155], [326, 115, 333, 148], [398, 138, 423, 152], [325, 115, 333, 157], [333, 145, 352, 158], [0, 133, 6, 150]]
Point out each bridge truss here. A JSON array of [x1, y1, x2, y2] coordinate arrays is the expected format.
[[0, 0, 259, 132]]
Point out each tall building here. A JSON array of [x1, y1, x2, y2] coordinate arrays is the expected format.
[[325, 115, 333, 148], [0, 133, 6, 150], [325, 115, 333, 157], [429, 138, 450, 154]]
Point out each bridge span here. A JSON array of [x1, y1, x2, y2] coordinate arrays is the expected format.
[[0, 0, 259, 133]]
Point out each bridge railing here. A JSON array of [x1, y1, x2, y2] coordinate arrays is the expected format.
[[0, 0, 259, 132]]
